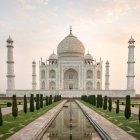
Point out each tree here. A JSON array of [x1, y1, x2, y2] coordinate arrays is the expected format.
[[108, 97, 112, 112], [30, 94, 34, 112], [83, 95, 88, 102], [116, 99, 119, 114], [99, 95, 103, 108], [40, 94, 43, 108], [139, 105, 140, 123], [36, 94, 40, 110], [54, 95, 57, 102], [12, 95, 18, 118], [93, 95, 96, 106], [96, 95, 100, 108], [49, 95, 52, 105], [0, 107, 3, 126], [124, 95, 131, 119], [103, 96, 107, 110], [23, 95, 27, 114], [46, 96, 49, 106]]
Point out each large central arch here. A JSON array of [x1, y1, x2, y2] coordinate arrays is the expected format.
[[64, 68, 78, 90]]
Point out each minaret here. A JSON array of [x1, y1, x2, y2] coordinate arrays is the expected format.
[[32, 61, 37, 90], [105, 61, 110, 90], [127, 36, 135, 90], [6, 36, 15, 90]]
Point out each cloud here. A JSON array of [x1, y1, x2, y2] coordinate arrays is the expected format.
[[63, 0, 139, 25]]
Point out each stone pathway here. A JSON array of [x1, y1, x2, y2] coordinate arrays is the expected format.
[[112, 104, 139, 115], [1, 104, 30, 115], [76, 100, 136, 140], [8, 100, 67, 140]]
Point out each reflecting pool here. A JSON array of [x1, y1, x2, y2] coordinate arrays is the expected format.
[[41, 101, 101, 140]]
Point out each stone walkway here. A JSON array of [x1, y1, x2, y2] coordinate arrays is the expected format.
[[112, 104, 139, 115], [8, 100, 67, 140], [76, 100, 136, 140], [2, 104, 29, 115]]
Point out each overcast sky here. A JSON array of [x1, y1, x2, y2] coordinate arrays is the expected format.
[[0, 0, 140, 94]]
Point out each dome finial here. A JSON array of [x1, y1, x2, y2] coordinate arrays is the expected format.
[[70, 25, 72, 34], [7, 35, 13, 43], [128, 35, 135, 44]]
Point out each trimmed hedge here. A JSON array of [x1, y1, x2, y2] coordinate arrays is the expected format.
[[23, 95, 27, 114], [124, 95, 131, 119], [0, 107, 3, 126], [30, 94, 34, 112], [12, 95, 18, 118], [103, 96, 107, 110], [116, 99, 119, 114]]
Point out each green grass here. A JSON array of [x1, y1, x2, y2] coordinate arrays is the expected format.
[[81, 101, 140, 140], [0, 101, 61, 140]]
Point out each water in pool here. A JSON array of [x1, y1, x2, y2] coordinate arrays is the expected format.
[[41, 101, 101, 140]]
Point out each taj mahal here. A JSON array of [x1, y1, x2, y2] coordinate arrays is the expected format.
[[6, 27, 135, 97]]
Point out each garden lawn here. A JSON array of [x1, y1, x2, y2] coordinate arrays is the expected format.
[[0, 101, 61, 140], [81, 100, 140, 140]]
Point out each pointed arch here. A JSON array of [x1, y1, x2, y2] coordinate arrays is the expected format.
[[49, 70, 56, 78], [97, 82, 100, 90], [49, 81, 56, 90], [42, 81, 45, 89], [86, 81, 93, 90], [97, 70, 100, 79], [86, 70, 93, 79], [41, 70, 45, 79]]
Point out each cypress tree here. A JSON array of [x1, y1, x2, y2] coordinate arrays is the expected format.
[[49, 95, 52, 105], [93, 95, 96, 106], [116, 99, 119, 114], [99, 95, 103, 108], [139, 105, 140, 123], [23, 95, 27, 114], [54, 95, 56, 102], [30, 94, 34, 112], [90, 95, 94, 105], [87, 95, 90, 104], [85, 95, 88, 102], [0, 107, 3, 126], [124, 95, 131, 119], [46, 96, 49, 106], [56, 95, 59, 101], [40, 94, 43, 108], [12, 95, 18, 118], [103, 96, 107, 110], [108, 97, 112, 112], [36, 94, 40, 110], [96, 95, 100, 108]]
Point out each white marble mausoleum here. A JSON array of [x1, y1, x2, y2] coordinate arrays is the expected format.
[[6, 27, 135, 97]]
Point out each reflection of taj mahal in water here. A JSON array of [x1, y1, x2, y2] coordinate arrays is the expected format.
[[41, 102, 101, 140], [6, 27, 136, 97]]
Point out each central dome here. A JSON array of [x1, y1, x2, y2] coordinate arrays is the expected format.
[[57, 28, 85, 59]]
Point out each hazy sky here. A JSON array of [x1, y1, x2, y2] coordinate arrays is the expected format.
[[0, 0, 140, 94]]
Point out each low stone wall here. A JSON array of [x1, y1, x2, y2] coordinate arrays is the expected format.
[[0, 93, 6, 97], [8, 100, 67, 140], [6, 89, 135, 97]]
